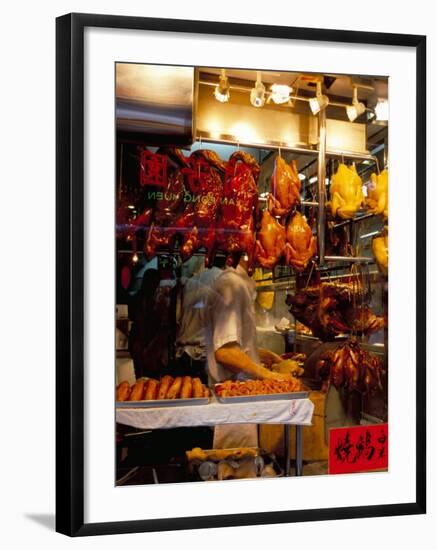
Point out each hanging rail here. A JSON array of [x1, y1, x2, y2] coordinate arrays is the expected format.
[[195, 134, 378, 163]]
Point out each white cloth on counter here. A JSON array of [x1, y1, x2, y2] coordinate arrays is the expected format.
[[116, 397, 314, 430]]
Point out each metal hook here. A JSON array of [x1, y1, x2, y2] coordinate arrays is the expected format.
[[304, 261, 316, 289]]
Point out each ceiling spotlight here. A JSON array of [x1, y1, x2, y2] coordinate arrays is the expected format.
[[298, 173, 306, 181], [309, 81, 329, 115], [309, 176, 318, 184], [346, 86, 366, 122], [250, 72, 266, 107], [270, 84, 292, 104], [375, 98, 389, 121], [214, 69, 230, 103]]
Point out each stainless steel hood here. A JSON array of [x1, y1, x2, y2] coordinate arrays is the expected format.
[[116, 63, 195, 145]]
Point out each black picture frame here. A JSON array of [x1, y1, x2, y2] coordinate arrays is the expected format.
[[56, 12, 426, 537]]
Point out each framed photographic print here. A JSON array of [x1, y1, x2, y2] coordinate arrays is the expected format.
[[56, 12, 426, 536]]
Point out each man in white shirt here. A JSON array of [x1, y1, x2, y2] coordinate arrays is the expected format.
[[203, 259, 289, 447]]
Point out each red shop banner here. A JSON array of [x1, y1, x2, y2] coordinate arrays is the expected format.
[[139, 150, 168, 188], [328, 423, 388, 475]]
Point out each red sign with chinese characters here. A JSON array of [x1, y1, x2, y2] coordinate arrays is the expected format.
[[328, 423, 388, 475], [139, 150, 168, 188]]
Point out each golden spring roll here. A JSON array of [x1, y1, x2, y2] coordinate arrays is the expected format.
[[166, 376, 183, 399], [143, 379, 159, 400], [157, 375, 174, 400], [116, 381, 130, 402], [180, 376, 193, 399], [128, 379, 145, 401], [192, 377, 204, 398]]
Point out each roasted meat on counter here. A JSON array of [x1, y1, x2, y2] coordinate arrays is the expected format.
[[284, 211, 317, 271], [216, 151, 260, 270], [329, 163, 364, 219], [268, 155, 301, 217], [254, 209, 286, 269]]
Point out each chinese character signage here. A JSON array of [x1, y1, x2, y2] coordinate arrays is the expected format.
[[329, 424, 388, 475], [139, 150, 168, 187]]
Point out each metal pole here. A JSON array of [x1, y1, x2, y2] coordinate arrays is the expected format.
[[197, 134, 376, 163], [317, 109, 327, 265], [295, 425, 303, 476], [323, 255, 373, 263], [284, 424, 291, 476]]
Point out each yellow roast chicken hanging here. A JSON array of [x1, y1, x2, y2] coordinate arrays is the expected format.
[[372, 229, 388, 276], [329, 163, 364, 220], [366, 168, 388, 218]]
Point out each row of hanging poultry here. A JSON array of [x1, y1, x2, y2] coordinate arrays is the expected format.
[[117, 147, 388, 273]]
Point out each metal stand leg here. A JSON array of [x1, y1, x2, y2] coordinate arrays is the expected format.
[[295, 425, 303, 476], [284, 424, 291, 476]]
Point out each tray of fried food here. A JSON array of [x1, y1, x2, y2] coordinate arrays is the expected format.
[[214, 377, 307, 403], [116, 375, 210, 408]]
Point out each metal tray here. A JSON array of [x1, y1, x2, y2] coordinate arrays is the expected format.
[[214, 386, 308, 404], [117, 397, 210, 408]]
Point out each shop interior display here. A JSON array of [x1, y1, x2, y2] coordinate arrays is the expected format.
[[115, 65, 389, 484]]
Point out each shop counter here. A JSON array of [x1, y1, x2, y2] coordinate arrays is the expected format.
[[116, 396, 314, 476]]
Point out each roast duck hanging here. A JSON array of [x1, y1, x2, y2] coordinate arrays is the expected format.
[[268, 155, 301, 217], [145, 149, 226, 266], [116, 147, 189, 240], [215, 151, 260, 271], [287, 281, 385, 340], [366, 168, 388, 218], [329, 163, 364, 219], [316, 339, 385, 394]]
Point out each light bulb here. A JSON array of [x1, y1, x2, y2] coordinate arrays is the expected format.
[[214, 70, 230, 103], [250, 73, 266, 107], [309, 82, 329, 115], [270, 84, 292, 104], [132, 252, 139, 263], [375, 99, 389, 121], [346, 86, 366, 122]]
